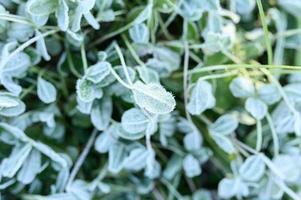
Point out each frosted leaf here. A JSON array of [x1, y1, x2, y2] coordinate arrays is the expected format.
[[85, 61, 111, 84], [123, 146, 149, 171], [245, 97, 267, 120], [187, 80, 216, 115], [132, 81, 176, 114], [183, 154, 201, 178], [239, 155, 265, 182], [37, 77, 57, 104], [218, 177, 249, 199], [230, 77, 255, 98], [183, 132, 202, 152], [209, 114, 238, 135], [108, 142, 126, 174], [121, 108, 149, 134], [129, 23, 149, 44], [91, 97, 112, 131], [76, 78, 95, 103], [27, 0, 59, 16], [211, 134, 236, 154], [258, 83, 281, 105]]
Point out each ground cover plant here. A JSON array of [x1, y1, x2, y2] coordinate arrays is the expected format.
[[1, 0, 301, 199]]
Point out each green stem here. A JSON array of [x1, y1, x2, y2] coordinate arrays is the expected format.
[[256, 0, 273, 65]]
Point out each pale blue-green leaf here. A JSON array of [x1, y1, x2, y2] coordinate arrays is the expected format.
[[1, 75, 22, 96], [68, 180, 91, 200], [183, 154, 201, 178], [95, 125, 118, 153], [230, 76, 255, 98], [294, 113, 301, 136], [121, 108, 149, 134], [66, 30, 84, 46], [0, 92, 19, 108], [245, 97, 267, 120], [1, 143, 32, 178], [284, 83, 301, 103], [129, 23, 149, 44], [132, 81, 176, 114], [108, 142, 126, 174], [258, 83, 281, 105], [133, 5, 152, 25], [91, 97, 112, 131], [76, 96, 93, 114], [36, 30, 50, 61], [209, 114, 238, 135], [137, 66, 159, 84], [27, 0, 59, 16], [239, 154, 265, 182], [55, 0, 69, 31], [187, 80, 216, 115], [116, 123, 145, 140], [144, 156, 161, 179], [278, 0, 301, 17], [192, 190, 212, 200], [163, 154, 182, 180], [78, 0, 95, 13], [37, 77, 57, 103], [17, 149, 41, 184], [272, 102, 295, 134], [83, 12, 100, 30], [85, 61, 111, 84], [3, 52, 31, 77], [218, 177, 249, 199], [123, 146, 149, 171], [30, 14, 49, 27], [184, 132, 202, 152], [76, 78, 95, 103], [39, 112, 55, 128], [0, 122, 28, 142], [8, 23, 34, 42], [273, 155, 301, 183], [151, 46, 180, 77], [32, 141, 67, 168], [234, 0, 255, 15], [212, 134, 236, 154]]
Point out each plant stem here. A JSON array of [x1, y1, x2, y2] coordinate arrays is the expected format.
[[66, 129, 98, 190], [256, 0, 273, 65]]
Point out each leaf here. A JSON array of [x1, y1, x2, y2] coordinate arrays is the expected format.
[[239, 154, 265, 182], [273, 155, 301, 183], [137, 66, 159, 84], [32, 141, 67, 168], [133, 5, 152, 25], [0, 93, 19, 108], [94, 125, 118, 153], [183, 132, 202, 152], [27, 0, 59, 16], [116, 123, 145, 140], [123, 146, 149, 171], [17, 149, 41, 184], [0, 122, 28, 142], [37, 77, 57, 104], [218, 177, 249, 199], [187, 80, 216, 115], [182, 154, 201, 178], [211, 134, 236, 154], [278, 0, 301, 17], [76, 78, 95, 103], [209, 114, 238, 135], [163, 154, 182, 180], [108, 142, 126, 174], [1, 143, 32, 178], [91, 97, 112, 131], [36, 30, 50, 61], [132, 81, 176, 114], [129, 23, 149, 44], [284, 83, 301, 103], [121, 108, 149, 134], [245, 97, 267, 120], [85, 61, 111, 84], [229, 77, 255, 98], [258, 83, 281, 105], [55, 0, 69, 31]]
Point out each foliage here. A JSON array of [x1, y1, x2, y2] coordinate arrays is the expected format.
[[0, 0, 301, 199]]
